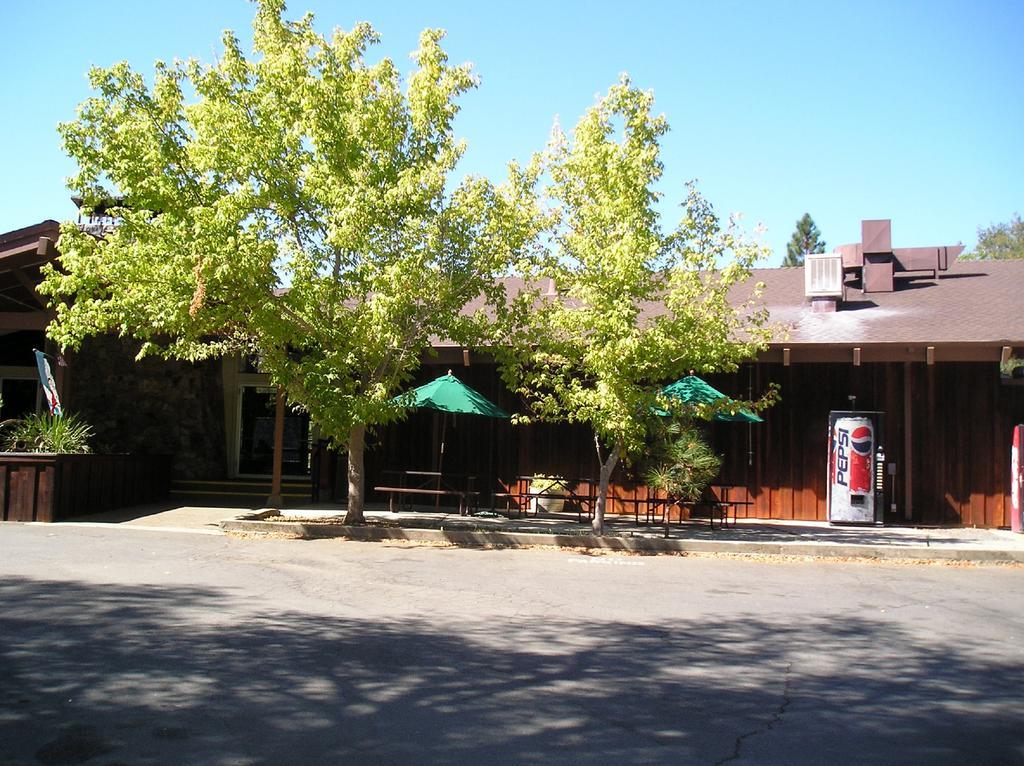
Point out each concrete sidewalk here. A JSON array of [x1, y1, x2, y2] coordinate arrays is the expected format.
[[224, 503, 1024, 563], [49, 499, 1024, 562], [56, 501, 242, 535]]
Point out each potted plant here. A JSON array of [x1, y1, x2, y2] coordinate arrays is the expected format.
[[529, 474, 569, 515], [2, 412, 94, 454]]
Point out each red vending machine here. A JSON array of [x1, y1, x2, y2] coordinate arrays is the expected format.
[[828, 411, 885, 525], [1012, 425, 1023, 533]]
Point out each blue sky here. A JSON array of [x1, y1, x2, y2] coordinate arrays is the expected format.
[[2, 0, 1020, 264]]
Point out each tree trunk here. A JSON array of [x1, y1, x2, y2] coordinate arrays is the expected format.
[[592, 443, 621, 536], [343, 423, 366, 525]]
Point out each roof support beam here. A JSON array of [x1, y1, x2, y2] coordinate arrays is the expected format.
[[0, 236, 57, 271], [1, 238, 50, 258], [10, 268, 47, 309], [0, 311, 49, 331], [760, 344, 1013, 364]]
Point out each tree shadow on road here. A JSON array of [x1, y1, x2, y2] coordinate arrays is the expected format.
[[0, 576, 1020, 765]]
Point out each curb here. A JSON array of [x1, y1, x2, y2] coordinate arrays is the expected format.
[[220, 515, 1024, 564]]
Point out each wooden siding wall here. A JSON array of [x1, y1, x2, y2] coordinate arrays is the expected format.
[[683, 362, 1023, 526], [913, 363, 1024, 526], [362, 362, 1024, 527]]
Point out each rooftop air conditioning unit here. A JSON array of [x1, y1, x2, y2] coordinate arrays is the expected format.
[[804, 251, 844, 298]]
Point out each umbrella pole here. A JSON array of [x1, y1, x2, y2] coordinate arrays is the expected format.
[[436, 412, 447, 509]]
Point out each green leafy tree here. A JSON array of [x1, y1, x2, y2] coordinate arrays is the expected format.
[[969, 214, 1024, 260], [499, 77, 772, 535], [782, 213, 826, 267], [41, 0, 541, 522]]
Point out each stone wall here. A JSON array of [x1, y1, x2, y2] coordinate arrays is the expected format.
[[66, 336, 227, 479]]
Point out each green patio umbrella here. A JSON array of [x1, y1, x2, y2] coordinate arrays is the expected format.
[[394, 370, 510, 477], [398, 370, 510, 419], [659, 375, 763, 423]]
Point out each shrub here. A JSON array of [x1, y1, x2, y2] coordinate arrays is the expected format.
[[2, 412, 94, 454], [529, 474, 569, 494]]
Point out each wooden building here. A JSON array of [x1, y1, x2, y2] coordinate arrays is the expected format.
[[726, 221, 1024, 527], [2, 217, 1023, 526], [368, 221, 1024, 528]]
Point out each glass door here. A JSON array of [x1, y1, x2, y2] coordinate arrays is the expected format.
[[237, 386, 311, 476]]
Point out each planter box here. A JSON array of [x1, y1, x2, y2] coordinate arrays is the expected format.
[[531, 493, 566, 515], [0, 453, 171, 522]]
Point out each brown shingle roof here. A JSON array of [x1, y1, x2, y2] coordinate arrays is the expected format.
[[755, 260, 1024, 346], [451, 264, 1024, 351], [5, 217, 1019, 350]]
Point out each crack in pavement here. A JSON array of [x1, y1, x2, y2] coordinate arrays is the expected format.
[[714, 661, 793, 765]]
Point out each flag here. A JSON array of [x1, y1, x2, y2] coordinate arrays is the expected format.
[[34, 350, 62, 416]]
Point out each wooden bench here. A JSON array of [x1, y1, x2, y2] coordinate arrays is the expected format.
[[608, 494, 667, 525], [492, 476, 532, 518], [705, 485, 753, 528], [662, 486, 753, 531]]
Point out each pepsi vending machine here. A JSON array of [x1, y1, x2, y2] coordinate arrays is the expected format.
[[828, 411, 885, 525], [1012, 425, 1023, 534]]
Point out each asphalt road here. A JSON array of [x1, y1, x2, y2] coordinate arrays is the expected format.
[[1, 524, 1022, 766]]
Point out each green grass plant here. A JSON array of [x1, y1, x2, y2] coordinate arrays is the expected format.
[[3, 412, 94, 454]]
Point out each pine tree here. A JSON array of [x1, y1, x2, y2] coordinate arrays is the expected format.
[[782, 213, 826, 267]]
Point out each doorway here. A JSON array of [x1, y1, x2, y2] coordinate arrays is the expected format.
[[237, 385, 311, 476]]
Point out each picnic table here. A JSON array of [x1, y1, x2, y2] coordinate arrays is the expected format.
[[374, 470, 480, 516], [650, 486, 754, 535], [494, 477, 753, 532], [494, 476, 598, 521]]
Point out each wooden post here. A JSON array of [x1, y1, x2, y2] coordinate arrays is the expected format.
[[266, 385, 285, 508], [903, 362, 913, 521]]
